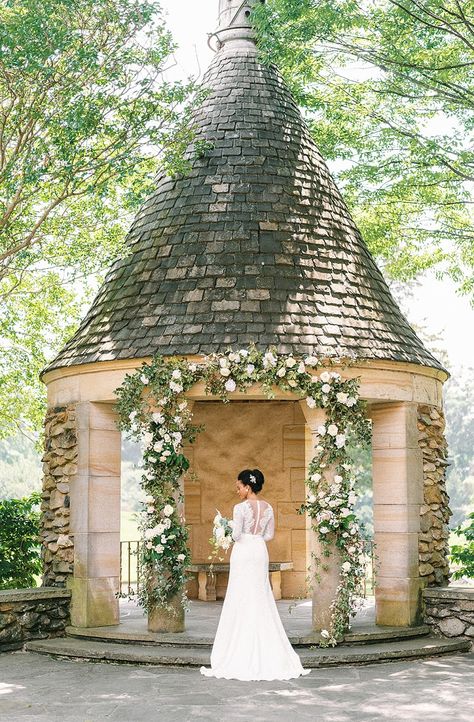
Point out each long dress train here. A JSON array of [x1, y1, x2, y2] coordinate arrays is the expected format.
[[200, 498, 311, 681]]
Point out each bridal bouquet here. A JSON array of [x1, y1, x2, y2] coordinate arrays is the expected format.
[[213, 510, 234, 550], [207, 510, 234, 574]]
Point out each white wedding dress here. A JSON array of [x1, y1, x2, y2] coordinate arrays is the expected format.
[[200, 499, 311, 681]]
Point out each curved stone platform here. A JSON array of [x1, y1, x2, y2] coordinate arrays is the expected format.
[[24, 598, 471, 667]]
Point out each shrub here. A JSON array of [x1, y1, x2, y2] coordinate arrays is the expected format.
[[0, 492, 42, 589], [450, 512, 474, 580]]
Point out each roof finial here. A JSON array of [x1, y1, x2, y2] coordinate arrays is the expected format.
[[209, 0, 262, 52]]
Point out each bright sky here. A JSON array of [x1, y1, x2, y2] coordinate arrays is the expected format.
[[159, 0, 474, 374]]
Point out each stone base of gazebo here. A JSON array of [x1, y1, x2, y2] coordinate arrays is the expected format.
[[25, 598, 470, 666]]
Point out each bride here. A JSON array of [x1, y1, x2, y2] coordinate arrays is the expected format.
[[200, 468, 311, 681]]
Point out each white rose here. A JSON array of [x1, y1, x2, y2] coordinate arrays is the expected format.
[[169, 381, 183, 393], [320, 371, 331, 383], [239, 349, 249, 357], [328, 499, 338, 508], [311, 473, 321, 482], [341, 508, 351, 517], [317, 425, 326, 436], [336, 392, 348, 404], [327, 424, 338, 436], [306, 396, 316, 408], [163, 449, 172, 457], [155, 544, 164, 554], [335, 434, 346, 448], [177, 553, 186, 561], [129, 410, 137, 420], [155, 524, 165, 535], [153, 441, 164, 452], [229, 352, 240, 362], [189, 363, 197, 372], [163, 504, 174, 516], [171, 369, 182, 379], [334, 475, 343, 484], [173, 431, 182, 443], [144, 528, 156, 539], [142, 431, 153, 448], [163, 433, 171, 442], [285, 357, 297, 368], [297, 362, 306, 374], [319, 526, 329, 534], [220, 367, 231, 377], [263, 352, 277, 367], [346, 397, 357, 407], [215, 527, 225, 539], [140, 375, 148, 384], [147, 506, 154, 514], [321, 384, 331, 394], [219, 357, 229, 368], [246, 363, 255, 375], [348, 546, 356, 555], [225, 378, 236, 392], [342, 561, 351, 573], [277, 367, 286, 377], [304, 356, 318, 366], [164, 518, 172, 529], [307, 494, 316, 503], [330, 372, 341, 380], [144, 495, 154, 504]]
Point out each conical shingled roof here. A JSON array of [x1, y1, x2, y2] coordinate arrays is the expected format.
[[44, 19, 445, 374]]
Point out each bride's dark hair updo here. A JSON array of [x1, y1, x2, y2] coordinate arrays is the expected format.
[[237, 468, 264, 494]]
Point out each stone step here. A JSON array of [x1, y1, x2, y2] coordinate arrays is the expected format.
[[64, 623, 431, 648], [25, 635, 470, 668]]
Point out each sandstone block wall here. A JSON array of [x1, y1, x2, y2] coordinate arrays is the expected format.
[[423, 587, 474, 648], [417, 404, 451, 586], [184, 400, 308, 599], [0, 588, 71, 652], [41, 405, 77, 587]]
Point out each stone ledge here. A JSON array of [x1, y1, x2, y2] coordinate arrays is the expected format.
[[0, 587, 71, 603], [423, 586, 474, 601]]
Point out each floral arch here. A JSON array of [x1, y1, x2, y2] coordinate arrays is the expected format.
[[116, 346, 372, 645]]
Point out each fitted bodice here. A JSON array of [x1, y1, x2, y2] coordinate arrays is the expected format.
[[231, 500, 275, 542]]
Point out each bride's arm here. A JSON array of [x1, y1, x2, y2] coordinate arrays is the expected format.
[[231, 504, 244, 541], [262, 506, 275, 541]]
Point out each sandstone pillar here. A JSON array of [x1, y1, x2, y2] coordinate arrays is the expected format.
[[68, 401, 121, 627], [371, 402, 423, 626], [299, 403, 343, 634]]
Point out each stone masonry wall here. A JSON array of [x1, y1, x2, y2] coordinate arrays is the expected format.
[[423, 587, 474, 648], [0, 588, 71, 652], [417, 404, 451, 586], [41, 404, 77, 587]]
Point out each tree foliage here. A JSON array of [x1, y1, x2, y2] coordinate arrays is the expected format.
[[253, 0, 474, 295], [0, 491, 42, 589], [450, 511, 474, 579], [0, 0, 201, 437]]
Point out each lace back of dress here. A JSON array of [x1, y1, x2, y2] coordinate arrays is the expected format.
[[244, 499, 273, 536]]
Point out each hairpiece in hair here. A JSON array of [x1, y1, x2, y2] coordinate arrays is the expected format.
[[249, 474, 256, 484]]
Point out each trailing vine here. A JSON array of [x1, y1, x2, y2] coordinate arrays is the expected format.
[[115, 345, 371, 645]]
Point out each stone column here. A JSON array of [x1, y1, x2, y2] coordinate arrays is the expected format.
[[371, 401, 423, 626], [299, 403, 343, 634], [68, 401, 121, 627]]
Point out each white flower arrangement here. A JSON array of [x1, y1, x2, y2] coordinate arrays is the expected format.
[[116, 345, 371, 642]]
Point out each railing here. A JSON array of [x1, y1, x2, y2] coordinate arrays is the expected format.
[[120, 539, 377, 597]]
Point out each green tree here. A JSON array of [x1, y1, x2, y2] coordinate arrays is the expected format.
[[0, 491, 42, 589], [0, 0, 201, 438], [253, 0, 474, 295], [450, 511, 474, 579]]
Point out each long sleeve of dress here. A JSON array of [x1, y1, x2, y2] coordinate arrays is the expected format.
[[231, 504, 244, 542], [262, 506, 275, 541]]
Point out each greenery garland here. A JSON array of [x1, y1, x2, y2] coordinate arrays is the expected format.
[[115, 345, 371, 646]]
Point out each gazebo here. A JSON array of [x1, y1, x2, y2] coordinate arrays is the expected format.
[[39, 0, 450, 635]]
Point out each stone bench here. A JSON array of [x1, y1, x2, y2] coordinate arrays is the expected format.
[[186, 562, 294, 602]]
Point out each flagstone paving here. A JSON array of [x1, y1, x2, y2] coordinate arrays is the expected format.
[[1, 650, 472, 722]]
